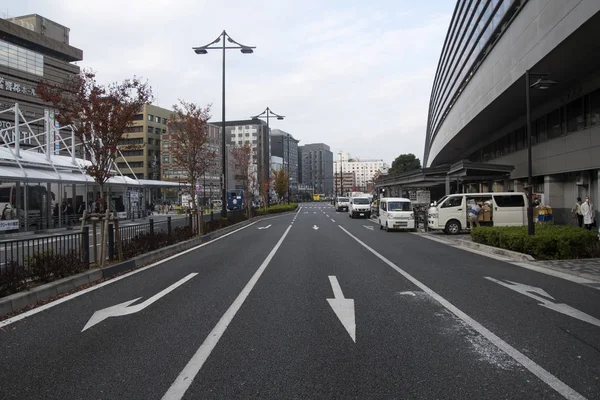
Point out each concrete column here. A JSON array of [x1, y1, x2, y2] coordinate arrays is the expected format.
[[445, 176, 450, 195]]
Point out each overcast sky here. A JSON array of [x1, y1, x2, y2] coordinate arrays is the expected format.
[[6, 0, 453, 166]]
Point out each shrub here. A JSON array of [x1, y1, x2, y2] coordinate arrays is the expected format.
[[255, 203, 298, 216], [471, 225, 600, 260], [25, 249, 86, 283], [0, 261, 27, 297], [121, 225, 195, 259]]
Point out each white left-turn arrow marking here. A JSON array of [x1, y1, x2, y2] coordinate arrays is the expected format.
[[313, 225, 319, 230], [82, 273, 198, 331], [257, 224, 271, 230], [485, 277, 600, 328], [327, 276, 356, 342]]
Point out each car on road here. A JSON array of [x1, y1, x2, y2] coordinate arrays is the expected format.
[[335, 197, 350, 212], [348, 196, 371, 218], [378, 197, 415, 231]]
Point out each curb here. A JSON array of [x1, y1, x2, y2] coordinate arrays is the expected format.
[[0, 209, 297, 317], [456, 239, 536, 262]]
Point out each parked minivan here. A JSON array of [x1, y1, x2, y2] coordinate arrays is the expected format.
[[427, 192, 527, 234], [335, 197, 350, 212], [378, 197, 415, 231]]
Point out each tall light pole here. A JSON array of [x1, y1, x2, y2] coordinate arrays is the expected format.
[[193, 31, 256, 218], [525, 70, 556, 235], [338, 152, 344, 196], [251, 107, 284, 206]]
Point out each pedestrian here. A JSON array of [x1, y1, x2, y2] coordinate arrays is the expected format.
[[469, 201, 481, 228], [571, 197, 583, 228], [2, 204, 12, 220], [581, 196, 595, 230]]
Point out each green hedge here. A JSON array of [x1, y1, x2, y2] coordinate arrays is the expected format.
[[255, 203, 298, 216], [471, 225, 600, 260]]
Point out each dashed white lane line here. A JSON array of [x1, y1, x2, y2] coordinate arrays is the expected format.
[[331, 219, 335, 223], [338, 225, 586, 400]]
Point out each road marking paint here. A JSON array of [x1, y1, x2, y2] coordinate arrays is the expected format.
[[0, 221, 258, 328], [338, 225, 586, 400], [162, 225, 293, 400], [331, 219, 335, 223], [327, 276, 356, 342]]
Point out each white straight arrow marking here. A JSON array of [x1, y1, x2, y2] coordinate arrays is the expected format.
[[485, 277, 600, 328], [363, 225, 374, 231], [312, 225, 319, 230], [327, 276, 356, 342], [257, 224, 271, 230], [82, 273, 198, 331]]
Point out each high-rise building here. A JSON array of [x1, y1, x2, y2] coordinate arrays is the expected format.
[[334, 172, 355, 196], [299, 143, 333, 195], [270, 129, 299, 189], [116, 104, 172, 181], [0, 15, 82, 145], [216, 119, 269, 195], [333, 152, 388, 192]]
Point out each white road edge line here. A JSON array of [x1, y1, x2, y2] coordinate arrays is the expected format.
[[338, 225, 586, 400], [162, 225, 293, 400], [0, 221, 259, 328]]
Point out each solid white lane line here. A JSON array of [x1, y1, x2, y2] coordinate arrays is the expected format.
[[338, 225, 586, 400], [162, 225, 292, 400], [0, 221, 259, 328]]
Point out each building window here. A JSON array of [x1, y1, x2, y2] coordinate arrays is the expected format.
[[132, 114, 143, 121], [534, 116, 547, 144], [148, 138, 154, 145], [163, 156, 169, 164], [567, 98, 584, 133], [147, 126, 154, 133], [547, 109, 562, 139], [163, 141, 169, 149], [0, 39, 44, 76], [147, 114, 154, 121], [590, 89, 600, 126], [155, 116, 161, 123], [162, 118, 168, 125]]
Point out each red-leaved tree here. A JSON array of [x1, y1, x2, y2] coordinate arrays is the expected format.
[[36, 69, 152, 201], [167, 100, 215, 210]]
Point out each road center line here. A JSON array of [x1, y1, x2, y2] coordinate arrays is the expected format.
[[338, 225, 586, 400], [162, 224, 293, 400]]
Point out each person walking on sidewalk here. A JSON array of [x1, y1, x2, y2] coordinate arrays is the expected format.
[[581, 196, 595, 230], [571, 197, 583, 228]]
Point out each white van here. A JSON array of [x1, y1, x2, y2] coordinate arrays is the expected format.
[[348, 196, 371, 218], [427, 192, 527, 234], [335, 196, 350, 212], [378, 197, 415, 231]]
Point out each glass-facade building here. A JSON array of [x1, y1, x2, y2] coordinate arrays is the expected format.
[[422, 0, 600, 225], [425, 0, 524, 165]]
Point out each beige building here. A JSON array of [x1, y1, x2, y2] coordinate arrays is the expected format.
[[117, 104, 172, 180]]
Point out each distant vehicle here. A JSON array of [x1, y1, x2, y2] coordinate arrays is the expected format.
[[335, 197, 350, 212], [211, 199, 222, 209], [313, 193, 325, 201], [348, 196, 371, 218], [427, 192, 527, 234], [379, 197, 415, 231], [227, 190, 244, 210]]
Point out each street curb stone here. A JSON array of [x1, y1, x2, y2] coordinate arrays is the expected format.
[[0, 208, 297, 317], [456, 239, 536, 261]]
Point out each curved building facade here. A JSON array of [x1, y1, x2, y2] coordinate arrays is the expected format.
[[424, 0, 600, 223]]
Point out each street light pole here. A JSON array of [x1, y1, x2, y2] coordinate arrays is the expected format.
[[339, 152, 344, 196], [193, 31, 256, 218], [287, 133, 290, 204], [251, 107, 285, 206], [525, 70, 556, 236]]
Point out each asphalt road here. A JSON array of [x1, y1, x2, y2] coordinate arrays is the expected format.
[[0, 202, 598, 399]]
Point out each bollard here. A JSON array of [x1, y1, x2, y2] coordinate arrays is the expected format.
[[82, 226, 90, 267], [210, 211, 214, 221], [167, 216, 172, 237], [196, 211, 200, 235], [108, 223, 115, 260], [189, 213, 193, 231], [150, 218, 154, 235]]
